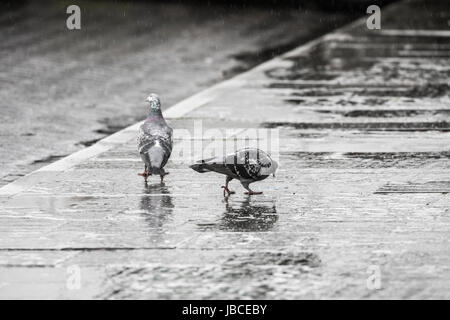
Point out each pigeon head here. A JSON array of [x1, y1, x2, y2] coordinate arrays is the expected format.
[[271, 160, 278, 177], [145, 93, 162, 115], [260, 158, 278, 177]]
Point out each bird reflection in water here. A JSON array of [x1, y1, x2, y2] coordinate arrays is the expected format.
[[216, 197, 278, 232], [140, 182, 174, 230]]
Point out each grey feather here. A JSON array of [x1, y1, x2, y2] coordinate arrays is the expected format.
[[190, 148, 278, 190], [137, 94, 173, 176]]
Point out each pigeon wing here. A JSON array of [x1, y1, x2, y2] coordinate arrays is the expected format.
[[159, 126, 173, 167], [138, 121, 172, 154], [225, 148, 273, 180], [196, 156, 236, 177]]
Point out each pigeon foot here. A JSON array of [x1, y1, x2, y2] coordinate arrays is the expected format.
[[160, 172, 169, 183], [244, 191, 263, 195], [221, 186, 235, 197], [138, 171, 149, 182]]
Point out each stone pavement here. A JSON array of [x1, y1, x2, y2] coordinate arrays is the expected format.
[[0, 0, 357, 187], [0, 0, 449, 299]]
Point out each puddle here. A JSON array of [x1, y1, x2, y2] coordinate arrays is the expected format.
[[101, 249, 322, 299], [95, 116, 142, 135], [344, 152, 450, 160], [288, 91, 344, 97], [198, 198, 278, 232], [265, 42, 375, 81], [262, 121, 450, 131], [225, 43, 300, 79], [76, 115, 143, 147], [224, 251, 321, 268], [270, 83, 449, 99], [285, 151, 450, 160], [265, 33, 450, 101], [354, 83, 450, 98], [316, 109, 450, 118], [30, 155, 67, 165], [77, 138, 102, 147], [283, 151, 450, 169], [376, 181, 450, 194], [140, 183, 174, 229], [223, 9, 361, 79]]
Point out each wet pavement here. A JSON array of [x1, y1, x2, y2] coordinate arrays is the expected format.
[[0, 0, 450, 299], [0, 0, 356, 187]]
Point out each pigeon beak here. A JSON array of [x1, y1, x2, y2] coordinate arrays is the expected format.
[[273, 173, 276, 178]]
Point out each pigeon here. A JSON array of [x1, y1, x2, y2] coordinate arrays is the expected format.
[[190, 148, 278, 196], [137, 93, 173, 183]]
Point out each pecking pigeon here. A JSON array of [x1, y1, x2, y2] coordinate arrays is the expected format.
[[137, 93, 173, 183], [190, 148, 278, 196]]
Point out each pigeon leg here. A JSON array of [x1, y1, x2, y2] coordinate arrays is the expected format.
[[138, 165, 149, 182], [242, 182, 263, 195], [160, 171, 169, 183], [221, 176, 235, 196]]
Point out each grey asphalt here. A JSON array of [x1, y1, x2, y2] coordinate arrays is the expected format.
[[1, 0, 450, 299]]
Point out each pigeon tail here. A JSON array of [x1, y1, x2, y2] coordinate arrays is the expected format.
[[190, 156, 219, 173], [150, 166, 166, 176], [189, 163, 210, 173], [145, 144, 165, 173]]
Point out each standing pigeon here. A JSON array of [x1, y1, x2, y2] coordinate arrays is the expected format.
[[137, 93, 173, 183], [190, 148, 278, 196]]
